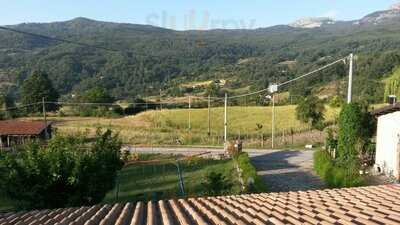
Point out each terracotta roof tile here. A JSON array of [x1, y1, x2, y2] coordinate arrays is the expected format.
[[0, 120, 51, 136], [1, 185, 400, 225]]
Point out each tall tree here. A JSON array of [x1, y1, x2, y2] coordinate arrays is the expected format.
[[337, 103, 375, 161], [20, 71, 59, 112], [0, 92, 15, 119]]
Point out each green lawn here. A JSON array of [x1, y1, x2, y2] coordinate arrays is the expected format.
[[103, 157, 241, 204]]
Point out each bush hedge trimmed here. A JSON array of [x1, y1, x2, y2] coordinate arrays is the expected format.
[[314, 150, 365, 188], [236, 153, 267, 193]]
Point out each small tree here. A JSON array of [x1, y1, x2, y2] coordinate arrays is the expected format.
[[337, 103, 375, 161], [21, 71, 59, 112], [296, 95, 325, 130], [0, 129, 123, 210], [205, 82, 223, 97]]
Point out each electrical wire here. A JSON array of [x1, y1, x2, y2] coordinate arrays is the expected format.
[[227, 56, 348, 100], [0, 102, 42, 112], [277, 57, 347, 88], [0, 23, 350, 105]]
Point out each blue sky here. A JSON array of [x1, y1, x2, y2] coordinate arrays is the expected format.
[[0, 0, 398, 30]]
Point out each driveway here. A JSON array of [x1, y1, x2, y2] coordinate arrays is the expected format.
[[250, 150, 326, 192], [125, 146, 326, 192]]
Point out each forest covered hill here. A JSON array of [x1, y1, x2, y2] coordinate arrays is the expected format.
[[2, 8, 400, 103]]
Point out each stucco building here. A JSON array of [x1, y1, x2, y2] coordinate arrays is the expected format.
[[373, 104, 400, 180]]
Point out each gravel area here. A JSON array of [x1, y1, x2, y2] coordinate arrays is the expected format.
[[250, 150, 326, 192]]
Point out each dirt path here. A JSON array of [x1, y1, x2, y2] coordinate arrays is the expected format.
[[250, 150, 326, 192]]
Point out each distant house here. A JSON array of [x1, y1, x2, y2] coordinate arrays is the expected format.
[[372, 103, 400, 180], [0, 120, 52, 149]]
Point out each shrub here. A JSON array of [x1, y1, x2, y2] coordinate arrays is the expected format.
[[202, 172, 233, 196], [0, 129, 123, 210], [236, 153, 267, 193], [328, 96, 345, 108], [314, 150, 365, 188], [325, 127, 338, 151], [337, 103, 375, 160]]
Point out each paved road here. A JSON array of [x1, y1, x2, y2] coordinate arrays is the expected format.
[[251, 150, 326, 192], [124, 146, 326, 192]]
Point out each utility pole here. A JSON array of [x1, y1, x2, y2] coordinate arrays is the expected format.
[[224, 93, 228, 143], [271, 94, 275, 149], [159, 89, 163, 111], [347, 53, 354, 104], [188, 95, 191, 131], [42, 97, 48, 138], [208, 95, 211, 136]]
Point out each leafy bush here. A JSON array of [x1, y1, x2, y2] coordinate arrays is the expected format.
[[0, 129, 123, 210], [202, 172, 233, 196], [328, 96, 345, 108], [337, 103, 375, 161], [314, 150, 365, 188], [236, 153, 267, 193], [325, 127, 338, 151]]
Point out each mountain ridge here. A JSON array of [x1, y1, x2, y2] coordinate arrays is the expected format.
[[2, 7, 400, 103]]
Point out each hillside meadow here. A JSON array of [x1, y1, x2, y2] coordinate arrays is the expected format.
[[30, 105, 341, 148]]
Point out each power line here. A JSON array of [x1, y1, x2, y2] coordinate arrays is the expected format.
[[0, 97, 224, 113], [46, 99, 219, 106], [277, 57, 347, 88], [227, 56, 347, 100], [0, 102, 42, 112]]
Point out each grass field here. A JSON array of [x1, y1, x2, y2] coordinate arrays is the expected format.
[[102, 156, 241, 204], [41, 105, 340, 147]]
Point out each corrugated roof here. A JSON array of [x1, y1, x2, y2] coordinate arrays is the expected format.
[[0, 120, 51, 136], [1, 185, 400, 225]]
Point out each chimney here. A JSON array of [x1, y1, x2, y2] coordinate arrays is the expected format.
[[388, 95, 397, 105]]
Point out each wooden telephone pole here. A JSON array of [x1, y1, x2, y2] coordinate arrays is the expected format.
[[42, 97, 48, 138]]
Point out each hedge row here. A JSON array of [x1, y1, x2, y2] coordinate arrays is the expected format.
[[313, 150, 365, 188], [236, 153, 267, 193]]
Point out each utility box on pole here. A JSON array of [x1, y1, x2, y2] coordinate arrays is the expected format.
[[268, 84, 278, 94]]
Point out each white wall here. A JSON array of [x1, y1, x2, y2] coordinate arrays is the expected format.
[[375, 111, 400, 176]]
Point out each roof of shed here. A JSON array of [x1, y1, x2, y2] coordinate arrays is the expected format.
[[0, 120, 52, 136], [372, 103, 400, 116], [1, 184, 400, 225]]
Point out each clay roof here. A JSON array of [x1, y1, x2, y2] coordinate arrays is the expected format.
[[0, 120, 52, 136], [1, 184, 400, 225], [372, 103, 400, 116]]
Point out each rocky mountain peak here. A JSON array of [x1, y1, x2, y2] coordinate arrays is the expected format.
[[289, 17, 335, 29], [356, 3, 400, 25]]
